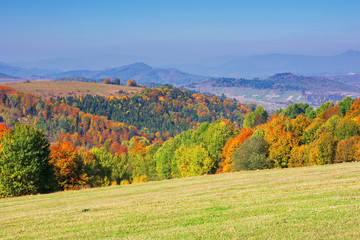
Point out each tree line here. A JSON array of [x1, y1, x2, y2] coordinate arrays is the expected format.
[[1, 84, 360, 198]]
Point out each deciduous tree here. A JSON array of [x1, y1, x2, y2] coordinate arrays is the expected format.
[[0, 124, 55, 197]]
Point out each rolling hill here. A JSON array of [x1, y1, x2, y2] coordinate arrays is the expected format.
[[46, 62, 208, 84], [325, 73, 360, 87], [1, 81, 142, 100], [0, 73, 19, 80], [1, 162, 359, 239], [0, 62, 59, 79], [0, 61, 208, 85], [182, 73, 360, 109]]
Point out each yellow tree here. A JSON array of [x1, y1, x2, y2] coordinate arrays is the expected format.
[[289, 144, 310, 167], [290, 114, 311, 142], [263, 115, 299, 168], [103, 78, 111, 84], [309, 132, 337, 165], [175, 144, 213, 177], [334, 136, 360, 163], [50, 142, 88, 190]]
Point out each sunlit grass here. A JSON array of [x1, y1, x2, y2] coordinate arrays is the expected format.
[[1, 81, 142, 100], [1, 162, 360, 239]]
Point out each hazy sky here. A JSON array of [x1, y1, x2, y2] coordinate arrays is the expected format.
[[1, 0, 360, 63]]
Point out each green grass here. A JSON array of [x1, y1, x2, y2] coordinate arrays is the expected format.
[[1, 162, 360, 239]]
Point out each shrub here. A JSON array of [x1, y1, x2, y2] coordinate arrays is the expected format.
[[120, 180, 130, 185]]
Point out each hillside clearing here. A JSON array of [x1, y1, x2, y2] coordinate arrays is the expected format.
[[1, 162, 359, 239], [0, 81, 143, 99]]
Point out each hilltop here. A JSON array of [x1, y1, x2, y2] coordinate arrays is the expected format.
[[1, 81, 142, 99], [1, 162, 359, 239]]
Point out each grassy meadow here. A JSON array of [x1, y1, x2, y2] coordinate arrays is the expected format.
[[1, 162, 360, 239], [1, 81, 142, 99]]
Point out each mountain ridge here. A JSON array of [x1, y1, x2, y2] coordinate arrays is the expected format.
[[46, 62, 208, 84], [208, 50, 360, 77]]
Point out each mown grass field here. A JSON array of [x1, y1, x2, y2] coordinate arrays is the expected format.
[[1, 81, 142, 99], [1, 162, 360, 239]]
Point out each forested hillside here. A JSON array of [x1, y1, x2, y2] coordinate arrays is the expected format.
[[55, 85, 251, 136], [1, 83, 360, 198]]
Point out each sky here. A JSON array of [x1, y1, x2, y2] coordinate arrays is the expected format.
[[1, 0, 360, 64]]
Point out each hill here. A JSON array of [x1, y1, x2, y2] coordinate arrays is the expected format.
[[54, 76, 96, 83], [46, 62, 208, 84], [182, 73, 360, 109], [325, 73, 360, 87], [0, 61, 208, 85], [1, 162, 359, 239], [206, 50, 360, 78], [0, 73, 19, 79], [1, 81, 142, 100], [0, 62, 59, 79], [0, 73, 22, 83]]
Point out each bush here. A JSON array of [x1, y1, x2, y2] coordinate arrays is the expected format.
[[120, 180, 130, 185]]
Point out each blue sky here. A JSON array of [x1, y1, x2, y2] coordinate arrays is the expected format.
[[1, 0, 359, 63]]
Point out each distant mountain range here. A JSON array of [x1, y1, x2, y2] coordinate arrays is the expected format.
[[46, 62, 208, 84], [0, 62, 208, 85], [1, 50, 360, 84], [0, 72, 19, 79], [0, 62, 58, 78], [5, 50, 360, 79], [202, 50, 360, 78]]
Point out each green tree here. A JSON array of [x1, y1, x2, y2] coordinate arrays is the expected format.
[[334, 119, 360, 141], [337, 96, 355, 117], [155, 137, 181, 179], [243, 106, 268, 128], [175, 144, 213, 177], [0, 123, 56, 198], [113, 78, 120, 85], [315, 101, 334, 118], [232, 135, 268, 171], [89, 147, 127, 186], [283, 103, 311, 119], [309, 132, 337, 165]]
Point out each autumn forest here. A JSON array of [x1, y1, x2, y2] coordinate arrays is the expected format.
[[0, 82, 360, 198]]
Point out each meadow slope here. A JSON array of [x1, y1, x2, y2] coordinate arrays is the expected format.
[[1, 81, 142, 99], [1, 162, 360, 239]]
